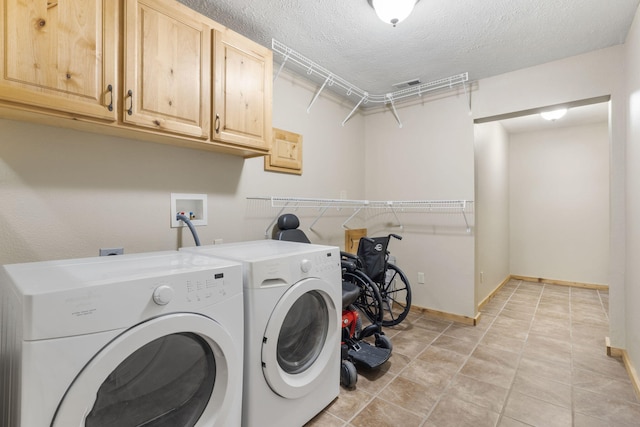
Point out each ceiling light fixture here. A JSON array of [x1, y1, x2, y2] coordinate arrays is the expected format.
[[540, 108, 568, 121], [368, 0, 419, 27]]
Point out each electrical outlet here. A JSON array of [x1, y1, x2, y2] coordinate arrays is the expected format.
[[480, 271, 484, 283], [214, 238, 223, 245], [417, 272, 425, 284], [100, 247, 124, 256]]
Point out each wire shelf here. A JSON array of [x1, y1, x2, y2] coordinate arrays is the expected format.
[[271, 39, 470, 127], [248, 197, 474, 235]]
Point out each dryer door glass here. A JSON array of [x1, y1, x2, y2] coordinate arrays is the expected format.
[[85, 332, 216, 427], [277, 290, 329, 374]]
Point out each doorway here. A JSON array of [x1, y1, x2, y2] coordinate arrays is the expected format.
[[474, 99, 611, 308]]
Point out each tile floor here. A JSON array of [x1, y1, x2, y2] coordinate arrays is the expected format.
[[306, 279, 640, 426]]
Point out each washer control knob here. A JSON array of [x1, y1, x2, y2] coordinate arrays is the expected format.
[[153, 285, 174, 305], [300, 259, 312, 273]]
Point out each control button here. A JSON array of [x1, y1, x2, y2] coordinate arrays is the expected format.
[[153, 285, 174, 305], [300, 259, 312, 273]]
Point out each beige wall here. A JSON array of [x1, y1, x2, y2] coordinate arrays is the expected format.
[[624, 5, 640, 382], [474, 122, 510, 306], [0, 68, 365, 265], [361, 45, 624, 319], [471, 45, 626, 347], [0, 33, 634, 352], [509, 122, 610, 285], [363, 94, 476, 318]]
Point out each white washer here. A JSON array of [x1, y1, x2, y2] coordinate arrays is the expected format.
[[183, 240, 342, 427], [0, 251, 244, 427]]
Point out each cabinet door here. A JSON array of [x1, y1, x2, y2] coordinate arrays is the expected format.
[[265, 128, 302, 175], [123, 0, 210, 138], [0, 0, 117, 120], [213, 29, 272, 150]]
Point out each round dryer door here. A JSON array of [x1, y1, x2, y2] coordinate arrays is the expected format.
[[52, 313, 240, 427], [261, 277, 339, 399]]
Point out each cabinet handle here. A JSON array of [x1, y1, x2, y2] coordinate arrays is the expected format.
[[215, 113, 220, 133], [127, 90, 133, 116], [107, 84, 113, 111]]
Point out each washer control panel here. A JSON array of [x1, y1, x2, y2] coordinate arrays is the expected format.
[[12, 253, 242, 340], [302, 250, 340, 276], [185, 271, 230, 303], [152, 285, 174, 305], [149, 266, 242, 311]]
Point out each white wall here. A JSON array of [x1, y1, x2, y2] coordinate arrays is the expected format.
[[0, 33, 634, 356], [472, 45, 627, 348], [474, 122, 510, 305], [364, 94, 476, 318], [0, 68, 365, 265], [240, 70, 367, 244], [509, 123, 610, 285], [624, 5, 640, 383], [362, 46, 625, 320]]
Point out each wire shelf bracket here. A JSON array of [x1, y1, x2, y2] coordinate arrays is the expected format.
[[271, 39, 469, 125], [307, 74, 333, 113], [387, 94, 403, 128], [249, 197, 474, 235], [342, 92, 369, 126]]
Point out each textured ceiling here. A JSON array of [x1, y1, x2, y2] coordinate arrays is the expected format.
[[179, 0, 639, 96]]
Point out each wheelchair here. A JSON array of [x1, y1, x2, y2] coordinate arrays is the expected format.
[[342, 233, 412, 327], [271, 214, 392, 388]]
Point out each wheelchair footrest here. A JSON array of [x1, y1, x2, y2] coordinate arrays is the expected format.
[[347, 341, 391, 369]]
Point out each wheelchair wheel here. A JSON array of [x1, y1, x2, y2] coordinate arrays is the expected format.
[[375, 334, 393, 351], [343, 270, 383, 325], [379, 263, 412, 327], [340, 360, 357, 389]]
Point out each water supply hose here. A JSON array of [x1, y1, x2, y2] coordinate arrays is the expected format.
[[176, 213, 201, 246]]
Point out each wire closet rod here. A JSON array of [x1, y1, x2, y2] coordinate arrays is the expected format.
[[248, 197, 474, 235], [271, 39, 470, 127]]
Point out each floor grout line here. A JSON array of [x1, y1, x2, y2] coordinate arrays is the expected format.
[[418, 280, 521, 426], [569, 285, 576, 427], [494, 280, 541, 426], [323, 281, 636, 427]]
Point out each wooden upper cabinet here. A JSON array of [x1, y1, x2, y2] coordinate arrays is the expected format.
[[0, 0, 118, 120], [265, 128, 302, 174], [123, 0, 211, 139], [213, 29, 272, 150]]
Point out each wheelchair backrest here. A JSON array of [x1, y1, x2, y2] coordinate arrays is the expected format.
[[271, 213, 311, 244], [356, 236, 389, 283]]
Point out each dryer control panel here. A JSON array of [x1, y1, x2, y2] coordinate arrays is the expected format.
[[302, 250, 340, 276], [4, 252, 242, 341]]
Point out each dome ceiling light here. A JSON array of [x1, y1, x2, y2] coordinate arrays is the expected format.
[[540, 108, 568, 121], [368, 0, 420, 27]]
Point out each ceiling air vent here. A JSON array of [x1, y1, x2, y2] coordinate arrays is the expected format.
[[392, 78, 421, 90]]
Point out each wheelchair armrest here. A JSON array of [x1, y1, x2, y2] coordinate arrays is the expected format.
[[340, 250, 357, 260], [341, 259, 357, 273]]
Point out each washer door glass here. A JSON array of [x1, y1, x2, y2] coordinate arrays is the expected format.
[[277, 290, 328, 374], [52, 313, 241, 427], [86, 332, 215, 427], [261, 277, 339, 399]]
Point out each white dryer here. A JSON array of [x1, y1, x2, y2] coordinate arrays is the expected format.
[[183, 240, 341, 427], [0, 251, 244, 427]]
